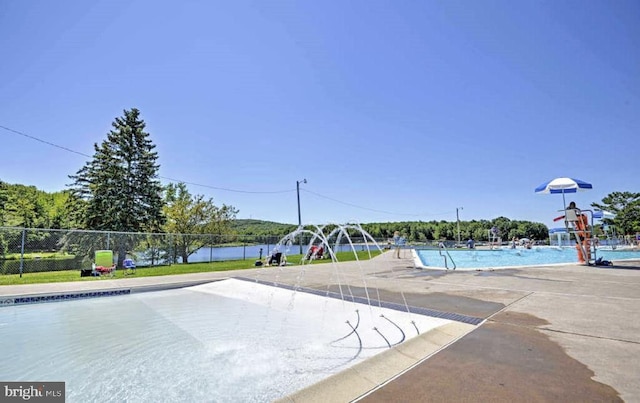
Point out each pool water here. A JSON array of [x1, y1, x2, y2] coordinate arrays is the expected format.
[[415, 247, 640, 270], [0, 279, 451, 402]]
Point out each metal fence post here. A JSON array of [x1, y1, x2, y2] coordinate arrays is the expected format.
[[209, 235, 213, 263], [19, 228, 26, 278]]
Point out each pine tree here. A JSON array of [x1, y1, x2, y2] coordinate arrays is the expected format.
[[69, 108, 165, 232], [68, 108, 166, 265]]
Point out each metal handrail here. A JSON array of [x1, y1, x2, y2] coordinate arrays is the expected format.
[[583, 209, 597, 264], [437, 242, 457, 270]]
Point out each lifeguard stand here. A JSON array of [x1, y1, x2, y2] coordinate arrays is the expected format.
[[488, 228, 501, 249], [563, 208, 597, 265]]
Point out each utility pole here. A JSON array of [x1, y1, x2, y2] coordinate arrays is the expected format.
[[456, 207, 463, 246], [297, 179, 307, 254]]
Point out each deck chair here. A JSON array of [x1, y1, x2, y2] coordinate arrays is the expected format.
[[305, 245, 324, 260], [564, 208, 580, 224], [93, 250, 116, 277], [123, 258, 136, 275]]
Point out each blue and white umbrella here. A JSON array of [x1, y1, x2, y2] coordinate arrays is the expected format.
[[593, 210, 615, 221], [535, 177, 593, 211], [593, 210, 616, 234]]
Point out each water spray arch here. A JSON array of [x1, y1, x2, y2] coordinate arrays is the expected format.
[[272, 222, 384, 265]]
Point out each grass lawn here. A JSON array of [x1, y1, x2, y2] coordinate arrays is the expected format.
[[0, 250, 383, 286]]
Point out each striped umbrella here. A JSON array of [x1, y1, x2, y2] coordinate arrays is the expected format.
[[534, 177, 593, 211], [593, 210, 615, 220]]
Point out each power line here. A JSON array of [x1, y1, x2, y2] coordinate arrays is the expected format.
[[160, 176, 293, 194], [0, 123, 452, 217], [0, 124, 291, 194], [0, 124, 92, 158], [302, 188, 419, 216], [302, 188, 455, 219]]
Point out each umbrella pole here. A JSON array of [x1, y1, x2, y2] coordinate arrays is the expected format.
[[562, 192, 569, 235]]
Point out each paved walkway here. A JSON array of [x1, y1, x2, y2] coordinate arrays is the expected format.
[[2, 251, 639, 402]]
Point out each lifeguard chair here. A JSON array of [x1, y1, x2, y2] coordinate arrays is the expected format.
[[305, 245, 324, 261], [564, 208, 595, 265]]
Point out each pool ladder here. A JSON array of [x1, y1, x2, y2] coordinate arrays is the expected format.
[[438, 242, 457, 270]]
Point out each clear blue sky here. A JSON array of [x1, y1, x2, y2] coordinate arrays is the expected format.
[[1, 0, 638, 227]]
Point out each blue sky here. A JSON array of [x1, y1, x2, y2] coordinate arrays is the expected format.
[[1, 0, 638, 227]]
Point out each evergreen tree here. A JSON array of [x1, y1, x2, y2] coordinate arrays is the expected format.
[[592, 192, 640, 236], [68, 108, 166, 265], [69, 108, 165, 232]]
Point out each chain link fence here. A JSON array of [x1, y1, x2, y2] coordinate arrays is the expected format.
[[0, 227, 388, 276]]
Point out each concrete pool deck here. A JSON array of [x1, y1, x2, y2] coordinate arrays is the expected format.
[[2, 251, 640, 402]]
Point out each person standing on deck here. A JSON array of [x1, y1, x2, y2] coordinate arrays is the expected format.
[[393, 231, 401, 258]]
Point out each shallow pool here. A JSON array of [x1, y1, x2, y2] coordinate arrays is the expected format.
[[415, 247, 640, 270], [0, 279, 451, 402]]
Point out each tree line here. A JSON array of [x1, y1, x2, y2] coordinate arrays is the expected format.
[[231, 218, 549, 244]]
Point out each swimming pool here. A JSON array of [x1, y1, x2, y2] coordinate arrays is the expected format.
[[414, 247, 640, 270], [0, 279, 453, 402]]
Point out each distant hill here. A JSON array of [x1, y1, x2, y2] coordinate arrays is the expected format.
[[230, 219, 298, 237]]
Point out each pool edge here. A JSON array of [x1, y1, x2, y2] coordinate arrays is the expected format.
[[0, 278, 228, 307], [276, 321, 477, 403]]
